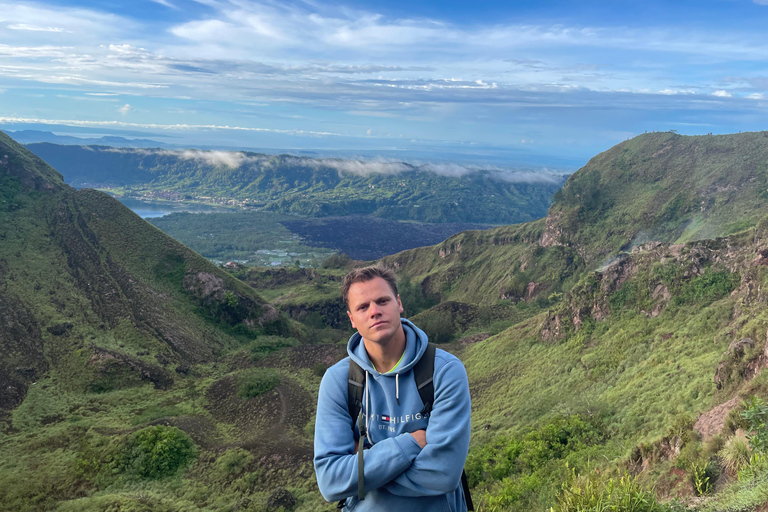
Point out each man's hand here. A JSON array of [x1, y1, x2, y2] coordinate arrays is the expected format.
[[410, 429, 427, 449]]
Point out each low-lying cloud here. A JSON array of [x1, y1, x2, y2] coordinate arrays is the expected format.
[[95, 147, 567, 183]]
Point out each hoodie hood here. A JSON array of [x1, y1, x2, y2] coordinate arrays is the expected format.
[[347, 318, 428, 376]]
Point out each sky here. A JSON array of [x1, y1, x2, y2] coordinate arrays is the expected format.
[[1, 0, 768, 168]]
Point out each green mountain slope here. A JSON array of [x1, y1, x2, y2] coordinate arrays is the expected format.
[[546, 131, 768, 265], [9, 130, 768, 511], [0, 131, 329, 511], [384, 131, 768, 306], [25, 143, 566, 224], [370, 131, 768, 510], [1, 131, 286, 410]]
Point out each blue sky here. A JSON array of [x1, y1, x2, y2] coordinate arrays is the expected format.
[[1, 0, 767, 168]]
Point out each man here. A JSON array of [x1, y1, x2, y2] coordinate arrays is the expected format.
[[314, 265, 471, 511]]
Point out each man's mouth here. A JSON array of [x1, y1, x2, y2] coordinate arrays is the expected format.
[[371, 321, 387, 328]]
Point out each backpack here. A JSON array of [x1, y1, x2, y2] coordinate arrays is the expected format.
[[343, 342, 474, 511]]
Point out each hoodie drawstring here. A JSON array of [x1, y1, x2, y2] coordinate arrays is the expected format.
[[364, 371, 370, 434], [396, 373, 400, 405]]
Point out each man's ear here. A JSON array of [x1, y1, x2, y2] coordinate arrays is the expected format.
[[397, 294, 403, 314], [347, 310, 357, 329]]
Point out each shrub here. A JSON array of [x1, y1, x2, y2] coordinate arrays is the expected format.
[[417, 310, 456, 344], [249, 336, 297, 360], [690, 461, 716, 496], [238, 368, 280, 398], [312, 363, 327, 377], [212, 448, 254, 482], [742, 396, 768, 452], [117, 425, 198, 479], [553, 470, 672, 512], [721, 436, 751, 474]]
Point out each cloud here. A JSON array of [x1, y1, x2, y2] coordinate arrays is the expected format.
[[7, 23, 69, 32], [747, 93, 765, 99], [0, 116, 341, 137], [118, 104, 132, 114], [754, 0, 768, 5], [712, 90, 732, 97], [86, 147, 566, 183], [149, 0, 178, 8]]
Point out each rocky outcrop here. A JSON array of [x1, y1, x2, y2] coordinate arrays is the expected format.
[[88, 347, 174, 391], [539, 235, 752, 342]]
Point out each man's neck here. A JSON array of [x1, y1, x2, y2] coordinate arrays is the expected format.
[[363, 326, 406, 373]]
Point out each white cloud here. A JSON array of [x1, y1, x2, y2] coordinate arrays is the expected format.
[[0, 44, 71, 57], [7, 23, 69, 33], [118, 103, 132, 114], [90, 148, 565, 183], [747, 93, 765, 99], [0, 2, 133, 41], [712, 90, 732, 97], [754, 0, 768, 5], [0, 116, 341, 137], [149, 0, 178, 9]]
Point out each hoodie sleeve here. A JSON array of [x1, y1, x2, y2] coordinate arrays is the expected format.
[[314, 365, 423, 502], [381, 357, 471, 497]]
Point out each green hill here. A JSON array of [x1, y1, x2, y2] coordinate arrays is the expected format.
[[25, 143, 566, 224], [9, 130, 768, 511], [369, 131, 768, 510], [0, 131, 328, 511]]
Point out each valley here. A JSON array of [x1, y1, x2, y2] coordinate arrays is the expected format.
[[4, 130, 768, 511]]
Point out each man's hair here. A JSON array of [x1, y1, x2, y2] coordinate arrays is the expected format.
[[341, 265, 398, 307]]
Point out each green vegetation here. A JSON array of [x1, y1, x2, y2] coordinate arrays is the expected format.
[[117, 425, 199, 479], [553, 472, 679, 512], [11, 130, 768, 511], [27, 143, 565, 224], [238, 368, 280, 398]]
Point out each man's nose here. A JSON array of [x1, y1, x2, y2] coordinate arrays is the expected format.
[[369, 303, 381, 316]]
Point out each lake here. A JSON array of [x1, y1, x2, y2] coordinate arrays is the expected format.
[[116, 197, 237, 218]]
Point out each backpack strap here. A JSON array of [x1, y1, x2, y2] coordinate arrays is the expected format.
[[413, 342, 436, 416], [461, 471, 474, 511], [348, 359, 365, 427], [346, 359, 367, 504]]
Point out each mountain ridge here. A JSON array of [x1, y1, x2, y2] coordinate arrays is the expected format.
[[25, 142, 567, 224]]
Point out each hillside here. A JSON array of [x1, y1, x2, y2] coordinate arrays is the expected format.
[[0, 131, 328, 511], [384, 131, 768, 305], [25, 143, 566, 224], [369, 131, 768, 510], [8, 130, 768, 511]]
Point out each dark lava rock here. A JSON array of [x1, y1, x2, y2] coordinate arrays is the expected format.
[[266, 488, 297, 512]]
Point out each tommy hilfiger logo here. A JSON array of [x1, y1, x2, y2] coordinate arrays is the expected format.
[[365, 411, 429, 432]]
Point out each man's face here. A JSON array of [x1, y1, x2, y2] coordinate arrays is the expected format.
[[346, 276, 404, 346]]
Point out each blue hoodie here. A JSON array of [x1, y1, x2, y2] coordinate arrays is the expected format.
[[314, 319, 471, 512]]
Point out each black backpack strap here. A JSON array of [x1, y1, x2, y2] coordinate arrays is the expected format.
[[346, 359, 367, 504], [461, 471, 474, 511], [413, 342, 436, 416], [347, 359, 365, 428]]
